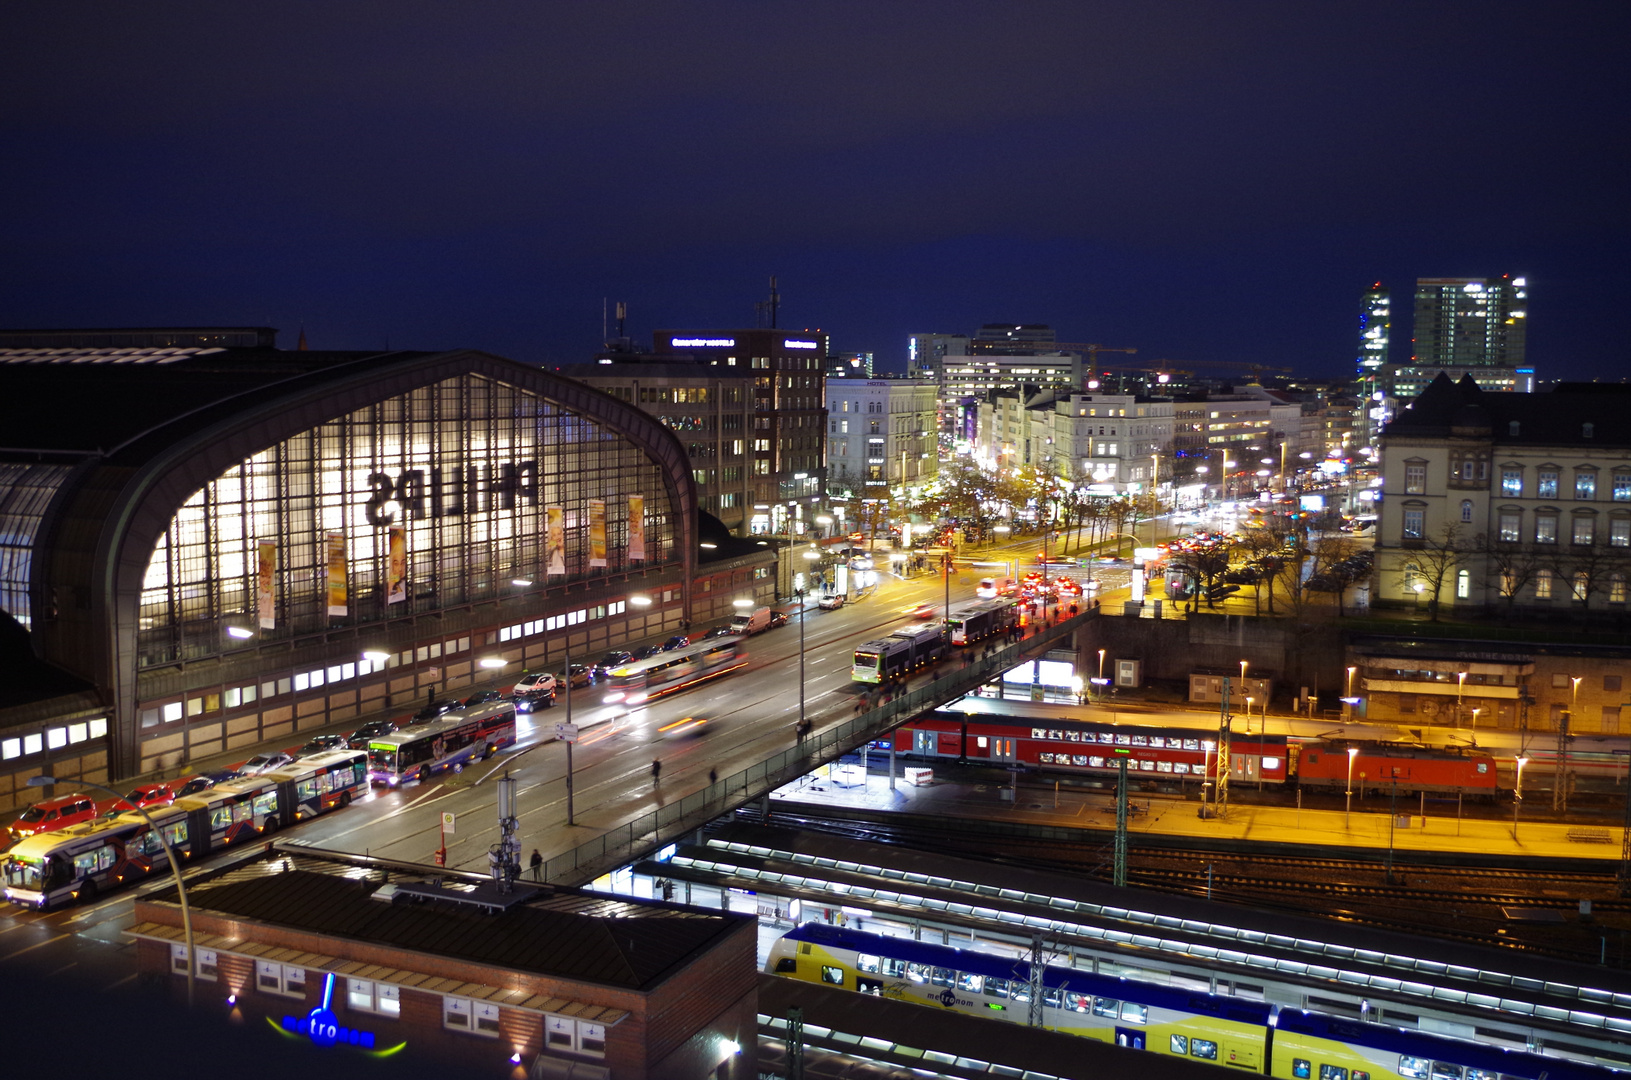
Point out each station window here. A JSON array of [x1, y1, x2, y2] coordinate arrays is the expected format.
[[256, 961, 306, 998], [171, 944, 218, 981], [347, 978, 400, 1017], [444, 996, 500, 1037]]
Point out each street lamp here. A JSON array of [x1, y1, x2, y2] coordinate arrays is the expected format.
[[1098, 649, 1107, 703], [28, 775, 197, 1008], [1345, 746, 1359, 826], [1239, 659, 1248, 690], [1470, 707, 1481, 729], [1245, 697, 1254, 736], [1345, 665, 1358, 718], [1456, 671, 1467, 729], [1513, 755, 1529, 836]]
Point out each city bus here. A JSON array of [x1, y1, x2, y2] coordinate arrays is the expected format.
[[601, 638, 747, 705], [2, 749, 368, 910], [852, 624, 947, 684], [945, 599, 1017, 646], [367, 701, 517, 787]]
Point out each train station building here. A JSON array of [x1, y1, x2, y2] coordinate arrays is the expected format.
[[0, 339, 778, 812]]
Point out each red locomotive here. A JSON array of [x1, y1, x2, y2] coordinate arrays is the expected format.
[[1294, 741, 1497, 798]]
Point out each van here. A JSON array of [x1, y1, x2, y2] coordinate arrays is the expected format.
[[730, 606, 773, 635], [9, 793, 100, 841]]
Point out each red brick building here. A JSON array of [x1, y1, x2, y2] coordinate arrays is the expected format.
[[128, 847, 757, 1080]]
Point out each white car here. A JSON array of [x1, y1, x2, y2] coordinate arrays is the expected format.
[[817, 592, 846, 610], [238, 751, 296, 776], [510, 672, 558, 712]]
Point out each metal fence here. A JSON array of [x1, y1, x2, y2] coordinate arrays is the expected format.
[[542, 609, 1093, 886]]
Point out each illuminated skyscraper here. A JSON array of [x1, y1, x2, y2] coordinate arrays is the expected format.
[[1355, 283, 1390, 450], [1411, 276, 1527, 368]]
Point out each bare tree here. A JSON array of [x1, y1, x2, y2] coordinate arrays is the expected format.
[[1549, 541, 1631, 623], [1408, 524, 1469, 622], [1168, 534, 1235, 611], [1485, 539, 1545, 621]]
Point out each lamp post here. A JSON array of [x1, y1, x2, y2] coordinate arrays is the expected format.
[[1345, 746, 1359, 827], [1345, 665, 1358, 719], [1239, 659, 1248, 694], [796, 585, 807, 735], [1513, 755, 1529, 837], [1098, 649, 1107, 704], [1456, 671, 1467, 730], [28, 775, 196, 1008], [1245, 697, 1254, 736]]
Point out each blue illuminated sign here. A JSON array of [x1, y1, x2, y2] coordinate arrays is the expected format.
[[670, 337, 735, 348], [783, 339, 818, 350], [280, 973, 380, 1050]]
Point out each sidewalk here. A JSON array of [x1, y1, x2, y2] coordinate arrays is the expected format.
[[773, 765, 1628, 865]]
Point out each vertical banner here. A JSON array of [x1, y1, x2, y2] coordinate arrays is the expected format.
[[256, 540, 277, 629], [546, 506, 566, 576], [628, 494, 646, 561], [386, 525, 407, 604], [588, 499, 608, 568], [325, 531, 348, 617]]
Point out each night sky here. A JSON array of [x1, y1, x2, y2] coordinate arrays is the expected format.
[[5, 2, 1628, 380]]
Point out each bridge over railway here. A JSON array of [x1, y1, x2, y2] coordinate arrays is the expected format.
[[540, 610, 1093, 886]]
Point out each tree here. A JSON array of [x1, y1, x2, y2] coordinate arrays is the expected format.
[[1168, 534, 1235, 611], [1486, 540, 1546, 621], [1407, 524, 1469, 622], [1238, 525, 1289, 614], [1548, 541, 1631, 623]]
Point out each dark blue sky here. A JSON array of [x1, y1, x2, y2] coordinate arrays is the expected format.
[[4, 2, 1627, 379]]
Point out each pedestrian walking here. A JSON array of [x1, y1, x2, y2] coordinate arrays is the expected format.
[[529, 848, 543, 882], [708, 768, 718, 786], [651, 758, 662, 784]]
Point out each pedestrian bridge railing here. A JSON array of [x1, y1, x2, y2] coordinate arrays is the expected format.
[[542, 609, 1094, 886]]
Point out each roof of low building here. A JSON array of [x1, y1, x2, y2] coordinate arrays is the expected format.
[[151, 849, 751, 992], [1385, 372, 1631, 445]]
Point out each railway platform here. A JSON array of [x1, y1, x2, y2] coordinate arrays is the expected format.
[[770, 761, 1630, 867]]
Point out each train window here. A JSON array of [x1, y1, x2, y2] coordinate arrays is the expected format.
[[1115, 734, 1131, 745], [1010, 984, 1031, 1004], [1084, 756, 1101, 767], [986, 978, 1009, 998], [1476, 763, 1488, 774], [1465, 1072, 1496, 1080], [1353, 1074, 1369, 1080], [1131, 735, 1148, 746], [775, 958, 797, 973], [1098, 733, 1115, 744], [1120, 1002, 1148, 1023], [958, 972, 984, 993], [1148, 737, 1165, 747], [1048, 730, 1062, 740], [1320, 1066, 1348, 1080], [881, 958, 905, 977], [1156, 761, 1173, 773], [1192, 1040, 1219, 1061], [1065, 731, 1082, 742], [1066, 993, 1090, 1012], [931, 967, 955, 987], [1174, 763, 1190, 774], [1042, 988, 1061, 1008], [1139, 760, 1155, 771], [1184, 739, 1201, 750], [1092, 997, 1120, 1018], [906, 963, 931, 983], [1263, 757, 1281, 770], [1040, 753, 1056, 764], [1292, 1059, 1311, 1078], [1398, 1056, 1431, 1079], [856, 953, 880, 973], [821, 966, 844, 986], [1170, 1035, 1188, 1054], [1430, 1064, 1462, 1080], [857, 978, 882, 996], [1031, 728, 1046, 738]]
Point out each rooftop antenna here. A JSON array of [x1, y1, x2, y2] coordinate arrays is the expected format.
[[755, 275, 781, 329], [616, 301, 627, 341], [492, 773, 521, 894]]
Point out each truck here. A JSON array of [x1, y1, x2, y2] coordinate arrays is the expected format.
[[729, 606, 774, 635]]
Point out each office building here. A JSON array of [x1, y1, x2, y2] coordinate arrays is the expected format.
[[1355, 284, 1391, 450], [824, 379, 938, 498], [1411, 277, 1527, 370]]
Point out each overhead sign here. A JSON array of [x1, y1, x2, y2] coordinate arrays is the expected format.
[[556, 723, 580, 743], [280, 973, 404, 1054]]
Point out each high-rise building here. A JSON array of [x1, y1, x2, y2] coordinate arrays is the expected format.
[[1355, 283, 1391, 451], [826, 351, 874, 379], [1411, 276, 1527, 368], [906, 333, 969, 379]]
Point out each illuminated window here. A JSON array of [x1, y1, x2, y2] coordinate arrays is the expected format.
[[1535, 569, 1553, 599], [1573, 517, 1595, 546]]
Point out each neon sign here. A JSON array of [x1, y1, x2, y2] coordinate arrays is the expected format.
[[783, 339, 818, 350], [671, 337, 735, 348], [278, 973, 404, 1054]]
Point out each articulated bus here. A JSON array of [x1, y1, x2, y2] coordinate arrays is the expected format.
[[852, 624, 948, 684], [601, 638, 747, 705], [2, 749, 368, 911], [367, 701, 517, 787], [945, 599, 1017, 646]]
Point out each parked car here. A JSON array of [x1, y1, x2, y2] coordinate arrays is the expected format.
[[412, 698, 461, 724], [295, 734, 350, 758], [237, 750, 296, 776], [660, 635, 690, 651], [593, 651, 634, 677], [347, 720, 398, 748], [9, 792, 100, 841], [563, 664, 594, 688], [817, 592, 846, 610], [703, 625, 739, 639], [462, 689, 505, 709], [113, 782, 177, 812], [768, 610, 790, 629], [631, 645, 662, 660], [173, 774, 219, 798]]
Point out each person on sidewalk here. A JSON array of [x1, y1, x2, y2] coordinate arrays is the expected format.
[[651, 758, 662, 784], [529, 848, 543, 882]]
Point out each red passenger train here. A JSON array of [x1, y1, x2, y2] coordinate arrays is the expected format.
[[891, 707, 1502, 798]]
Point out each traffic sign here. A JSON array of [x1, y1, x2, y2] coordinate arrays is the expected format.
[[441, 811, 456, 833], [555, 723, 580, 743]]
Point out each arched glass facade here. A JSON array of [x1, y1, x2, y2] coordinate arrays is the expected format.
[[138, 373, 677, 666]]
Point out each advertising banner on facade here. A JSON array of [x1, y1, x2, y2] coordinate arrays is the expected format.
[[588, 499, 607, 568], [546, 506, 566, 576], [386, 525, 407, 604], [326, 531, 348, 617], [628, 494, 645, 562], [257, 540, 276, 629]]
